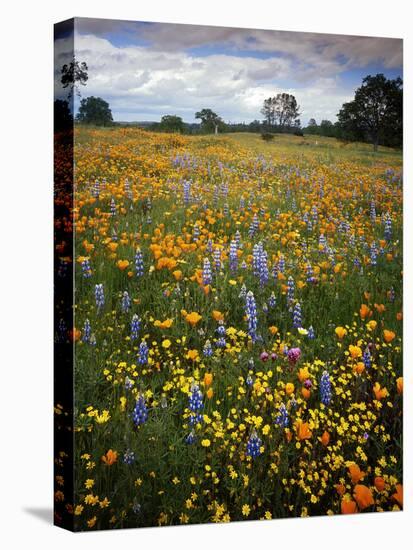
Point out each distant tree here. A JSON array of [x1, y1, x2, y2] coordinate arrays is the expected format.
[[159, 115, 185, 133], [76, 96, 113, 126], [249, 119, 262, 132], [54, 99, 73, 131], [261, 93, 300, 131], [261, 97, 276, 128], [61, 56, 88, 100], [195, 108, 223, 134], [337, 74, 402, 151], [305, 118, 319, 135], [319, 119, 335, 137]]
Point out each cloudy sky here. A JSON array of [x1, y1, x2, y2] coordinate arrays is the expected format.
[[55, 17, 402, 124]]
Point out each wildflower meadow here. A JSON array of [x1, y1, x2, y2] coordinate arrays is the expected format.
[[56, 127, 402, 529]]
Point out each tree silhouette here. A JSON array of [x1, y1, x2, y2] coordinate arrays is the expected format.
[[61, 56, 88, 100], [337, 74, 402, 151]]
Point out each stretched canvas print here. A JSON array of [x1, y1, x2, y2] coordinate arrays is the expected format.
[[54, 17, 403, 531]]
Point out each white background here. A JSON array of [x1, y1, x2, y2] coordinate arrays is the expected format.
[[0, 1, 411, 548]]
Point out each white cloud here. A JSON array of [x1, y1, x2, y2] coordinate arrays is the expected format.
[[52, 27, 402, 123]]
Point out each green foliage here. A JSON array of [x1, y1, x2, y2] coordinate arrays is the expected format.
[[337, 74, 402, 151], [76, 96, 114, 126], [195, 108, 224, 134], [261, 93, 300, 131], [158, 115, 185, 133]]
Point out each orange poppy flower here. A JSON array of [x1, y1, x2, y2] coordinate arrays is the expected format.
[[212, 310, 224, 321], [117, 259, 130, 271], [154, 318, 173, 329], [349, 345, 362, 359], [383, 329, 396, 343], [348, 463, 365, 484], [335, 484, 346, 496], [186, 349, 199, 361], [374, 477, 385, 492], [359, 304, 371, 320], [185, 312, 202, 326], [396, 377, 403, 395], [204, 373, 213, 387], [297, 367, 310, 383], [373, 382, 388, 401], [285, 383, 295, 396], [172, 269, 182, 280], [295, 419, 312, 441], [101, 449, 118, 466], [301, 387, 311, 400], [335, 326, 347, 339], [341, 498, 358, 514], [320, 431, 330, 446], [353, 484, 374, 510]]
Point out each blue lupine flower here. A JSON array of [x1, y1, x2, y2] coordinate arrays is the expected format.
[[93, 179, 100, 199], [121, 291, 131, 313], [135, 249, 144, 277], [123, 449, 135, 465], [259, 249, 269, 286], [320, 370, 332, 405], [57, 258, 68, 278], [188, 384, 203, 412], [275, 403, 289, 428], [370, 241, 378, 266], [110, 197, 117, 216], [185, 431, 196, 445], [252, 243, 262, 276], [138, 341, 149, 365], [202, 258, 212, 285], [203, 340, 213, 357], [248, 213, 259, 238], [213, 247, 221, 271], [95, 283, 105, 310], [131, 314, 140, 340], [81, 258, 92, 278], [132, 395, 148, 426], [193, 223, 200, 242], [306, 263, 315, 283], [268, 292, 276, 308], [246, 430, 262, 458], [229, 239, 238, 271], [245, 291, 258, 342], [82, 319, 91, 343], [183, 180, 191, 204], [319, 233, 327, 251], [287, 277, 295, 305], [307, 325, 315, 339], [234, 230, 241, 249], [58, 318, 66, 342], [384, 213, 392, 242], [188, 383, 204, 426], [125, 376, 133, 390], [293, 302, 302, 328], [363, 348, 372, 369]]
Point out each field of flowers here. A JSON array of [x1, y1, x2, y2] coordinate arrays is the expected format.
[[59, 127, 403, 529]]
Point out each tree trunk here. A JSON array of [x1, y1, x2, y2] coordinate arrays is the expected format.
[[214, 124, 218, 135]]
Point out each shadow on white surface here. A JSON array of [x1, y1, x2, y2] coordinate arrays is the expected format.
[[24, 508, 53, 524]]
